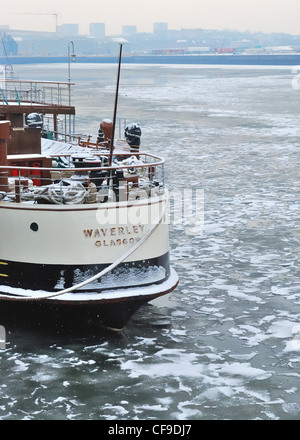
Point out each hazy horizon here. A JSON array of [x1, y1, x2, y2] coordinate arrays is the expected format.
[[1, 0, 300, 36]]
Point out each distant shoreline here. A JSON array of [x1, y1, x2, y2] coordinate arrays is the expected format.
[[1, 54, 300, 66]]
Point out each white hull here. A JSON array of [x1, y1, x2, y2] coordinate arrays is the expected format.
[[0, 195, 169, 266]]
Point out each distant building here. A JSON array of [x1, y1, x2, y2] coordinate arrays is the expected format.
[[214, 48, 236, 54], [60, 24, 79, 35], [153, 22, 168, 37], [10, 32, 100, 57], [122, 26, 137, 36], [187, 46, 210, 54], [229, 39, 253, 50], [0, 33, 18, 56], [3, 25, 300, 59], [89, 23, 105, 37]]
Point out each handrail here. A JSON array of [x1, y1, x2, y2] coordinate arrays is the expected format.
[[0, 79, 74, 108], [1, 152, 165, 173], [1, 79, 75, 86]]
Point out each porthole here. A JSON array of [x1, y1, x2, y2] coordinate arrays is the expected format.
[[30, 222, 39, 232]]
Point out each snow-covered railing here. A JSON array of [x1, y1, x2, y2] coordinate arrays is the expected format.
[[0, 152, 165, 205]]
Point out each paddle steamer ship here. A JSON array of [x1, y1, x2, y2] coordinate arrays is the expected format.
[[0, 62, 178, 332]]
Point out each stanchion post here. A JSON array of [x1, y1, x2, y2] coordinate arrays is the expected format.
[[0, 121, 11, 193]]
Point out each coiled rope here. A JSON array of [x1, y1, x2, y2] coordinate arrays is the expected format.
[[21, 181, 88, 205]]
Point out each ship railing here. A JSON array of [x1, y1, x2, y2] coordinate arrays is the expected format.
[[0, 152, 165, 205], [41, 117, 127, 145], [0, 79, 74, 107]]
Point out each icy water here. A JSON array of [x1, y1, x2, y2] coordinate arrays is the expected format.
[[0, 63, 300, 420]]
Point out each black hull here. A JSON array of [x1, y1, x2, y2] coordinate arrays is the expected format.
[[0, 253, 178, 332], [0, 253, 170, 292], [0, 296, 149, 333]]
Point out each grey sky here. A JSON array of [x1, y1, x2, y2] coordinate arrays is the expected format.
[[2, 0, 300, 35]]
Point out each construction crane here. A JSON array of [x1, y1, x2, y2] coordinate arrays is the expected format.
[[16, 12, 59, 33]]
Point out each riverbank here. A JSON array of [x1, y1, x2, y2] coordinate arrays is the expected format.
[[1, 53, 300, 66]]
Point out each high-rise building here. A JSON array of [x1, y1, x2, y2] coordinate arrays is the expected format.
[[153, 22, 168, 37], [122, 26, 137, 36], [89, 23, 106, 37], [60, 24, 79, 35]]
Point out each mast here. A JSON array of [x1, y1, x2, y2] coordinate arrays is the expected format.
[[109, 39, 127, 166]]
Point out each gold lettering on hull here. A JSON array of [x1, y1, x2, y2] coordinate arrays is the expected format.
[[83, 225, 144, 247], [95, 237, 139, 247]]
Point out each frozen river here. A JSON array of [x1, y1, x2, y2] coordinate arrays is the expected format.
[[0, 63, 299, 420]]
